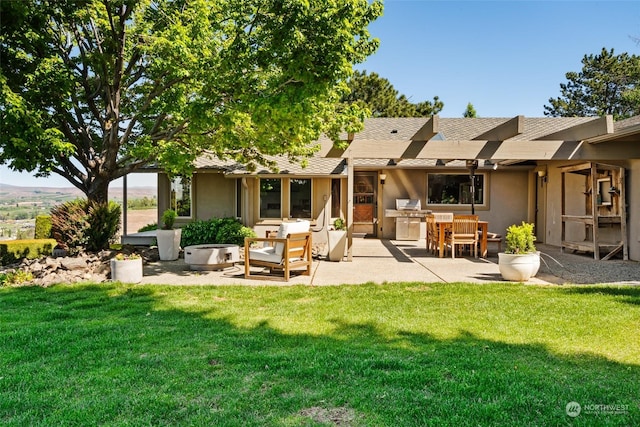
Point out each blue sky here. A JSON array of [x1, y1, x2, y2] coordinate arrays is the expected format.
[[1, 0, 638, 187]]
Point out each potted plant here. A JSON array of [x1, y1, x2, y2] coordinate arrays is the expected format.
[[156, 209, 182, 261], [110, 252, 143, 283], [326, 218, 347, 262], [498, 222, 540, 281]]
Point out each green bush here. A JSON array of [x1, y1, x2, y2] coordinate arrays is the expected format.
[[34, 215, 52, 239], [215, 219, 256, 246], [181, 218, 256, 247], [138, 222, 158, 232], [50, 199, 121, 254], [85, 201, 121, 252], [0, 239, 57, 265], [504, 222, 537, 254], [50, 199, 88, 254]]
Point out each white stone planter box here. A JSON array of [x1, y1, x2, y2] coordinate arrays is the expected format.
[[157, 229, 182, 261], [110, 258, 143, 283], [327, 230, 347, 262]]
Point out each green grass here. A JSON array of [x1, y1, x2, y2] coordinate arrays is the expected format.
[[1, 282, 639, 426]]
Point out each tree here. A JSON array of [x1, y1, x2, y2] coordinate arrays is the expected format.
[[463, 102, 477, 118], [0, 0, 383, 204], [342, 70, 443, 117], [544, 48, 640, 119]]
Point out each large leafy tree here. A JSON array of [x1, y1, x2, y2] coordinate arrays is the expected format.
[[0, 0, 382, 203], [544, 48, 640, 119], [342, 70, 443, 117]]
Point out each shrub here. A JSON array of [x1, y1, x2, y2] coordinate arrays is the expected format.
[[34, 215, 52, 239], [1, 270, 34, 286], [181, 217, 256, 247], [138, 223, 158, 232], [85, 201, 121, 252], [50, 199, 89, 254], [50, 199, 121, 254], [0, 239, 57, 265], [181, 219, 219, 247], [215, 219, 256, 246], [504, 222, 536, 254], [161, 209, 177, 230]]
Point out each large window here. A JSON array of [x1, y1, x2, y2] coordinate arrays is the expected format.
[[260, 178, 281, 218], [170, 175, 192, 217], [427, 173, 485, 206], [290, 179, 311, 218]]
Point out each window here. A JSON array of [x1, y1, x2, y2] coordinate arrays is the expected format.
[[331, 179, 341, 218], [259, 178, 281, 218], [290, 179, 311, 218], [170, 175, 192, 217], [427, 173, 485, 205]]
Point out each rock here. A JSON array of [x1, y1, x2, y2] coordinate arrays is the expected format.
[[1, 248, 148, 287]]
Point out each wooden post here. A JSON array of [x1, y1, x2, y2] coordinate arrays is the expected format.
[[346, 151, 354, 261]]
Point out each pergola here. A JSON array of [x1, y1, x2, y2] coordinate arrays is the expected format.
[[319, 115, 640, 260]]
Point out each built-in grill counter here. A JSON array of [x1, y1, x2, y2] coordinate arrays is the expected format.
[[385, 199, 432, 240]]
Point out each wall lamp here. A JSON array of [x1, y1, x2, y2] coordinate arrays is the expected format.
[[380, 173, 387, 185], [537, 169, 548, 183]]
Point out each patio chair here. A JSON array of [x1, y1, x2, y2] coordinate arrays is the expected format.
[[426, 212, 454, 255], [446, 214, 479, 258], [244, 220, 312, 281]]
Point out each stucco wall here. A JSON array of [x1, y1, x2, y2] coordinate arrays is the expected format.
[[378, 169, 530, 240], [194, 173, 236, 220]]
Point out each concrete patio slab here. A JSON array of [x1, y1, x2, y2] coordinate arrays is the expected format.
[[138, 238, 558, 286]]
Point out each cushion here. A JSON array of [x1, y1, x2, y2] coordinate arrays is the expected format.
[[274, 220, 310, 256], [248, 246, 282, 264]]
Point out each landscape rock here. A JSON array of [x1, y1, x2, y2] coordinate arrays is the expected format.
[[0, 249, 147, 287]]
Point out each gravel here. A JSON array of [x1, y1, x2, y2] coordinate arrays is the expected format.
[[534, 244, 640, 285]]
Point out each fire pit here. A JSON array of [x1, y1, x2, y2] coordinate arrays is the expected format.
[[184, 244, 240, 271]]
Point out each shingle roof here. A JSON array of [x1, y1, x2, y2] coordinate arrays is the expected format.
[[194, 115, 639, 176]]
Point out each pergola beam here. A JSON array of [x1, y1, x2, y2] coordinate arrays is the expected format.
[[410, 115, 440, 141], [536, 115, 613, 141], [472, 115, 524, 141]]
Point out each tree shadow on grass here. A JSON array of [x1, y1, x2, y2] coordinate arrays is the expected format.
[[558, 285, 640, 306], [1, 284, 639, 426]]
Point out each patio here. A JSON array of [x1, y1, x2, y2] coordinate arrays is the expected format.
[[137, 238, 638, 286]]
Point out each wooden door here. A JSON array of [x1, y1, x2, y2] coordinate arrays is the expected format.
[[353, 173, 377, 236]]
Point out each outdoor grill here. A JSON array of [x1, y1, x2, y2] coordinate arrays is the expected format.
[[385, 199, 431, 240]]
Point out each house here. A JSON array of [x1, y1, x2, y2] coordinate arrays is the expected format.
[[140, 115, 640, 261]]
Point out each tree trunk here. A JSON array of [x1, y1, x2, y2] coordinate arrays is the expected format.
[[86, 177, 111, 205]]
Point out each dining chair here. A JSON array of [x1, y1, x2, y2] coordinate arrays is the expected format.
[[446, 214, 479, 258], [425, 214, 438, 254], [427, 212, 454, 256]]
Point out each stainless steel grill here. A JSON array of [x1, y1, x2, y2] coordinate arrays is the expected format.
[[386, 199, 430, 240]]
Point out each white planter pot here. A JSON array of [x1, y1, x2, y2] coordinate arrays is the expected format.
[[498, 252, 540, 282], [110, 258, 143, 283], [157, 229, 182, 261], [327, 230, 347, 262]]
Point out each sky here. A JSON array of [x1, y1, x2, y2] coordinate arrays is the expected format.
[[1, 0, 639, 188]]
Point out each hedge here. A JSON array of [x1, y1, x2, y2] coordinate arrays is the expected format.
[[0, 239, 57, 266]]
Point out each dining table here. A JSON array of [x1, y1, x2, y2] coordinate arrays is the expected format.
[[436, 220, 489, 258]]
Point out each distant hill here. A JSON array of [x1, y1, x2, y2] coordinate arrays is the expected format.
[[0, 183, 157, 200]]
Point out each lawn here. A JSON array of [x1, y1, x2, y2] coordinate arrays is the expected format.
[[1, 282, 639, 426]]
